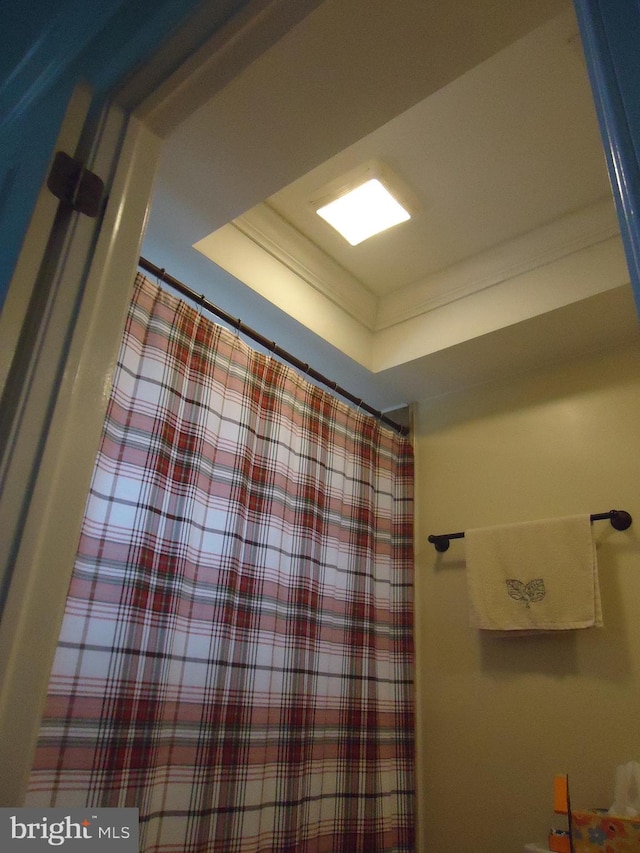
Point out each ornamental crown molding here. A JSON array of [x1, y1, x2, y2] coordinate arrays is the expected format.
[[217, 195, 620, 334]]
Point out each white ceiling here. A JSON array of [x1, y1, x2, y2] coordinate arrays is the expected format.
[[143, 0, 639, 414], [263, 16, 609, 295]]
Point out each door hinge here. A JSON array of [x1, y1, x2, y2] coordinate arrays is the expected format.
[[47, 151, 105, 218]]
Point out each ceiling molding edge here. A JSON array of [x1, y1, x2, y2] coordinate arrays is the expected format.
[[376, 196, 620, 329], [193, 223, 375, 368], [222, 196, 619, 335], [234, 203, 378, 329]]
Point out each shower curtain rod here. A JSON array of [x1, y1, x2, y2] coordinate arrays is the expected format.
[[427, 509, 633, 552], [138, 257, 409, 436]]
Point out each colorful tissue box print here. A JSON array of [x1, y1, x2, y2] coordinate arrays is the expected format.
[[572, 809, 640, 853]]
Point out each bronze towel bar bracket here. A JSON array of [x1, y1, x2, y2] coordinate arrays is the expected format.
[[427, 509, 633, 553]]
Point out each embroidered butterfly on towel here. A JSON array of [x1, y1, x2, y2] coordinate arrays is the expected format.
[[506, 578, 546, 608]]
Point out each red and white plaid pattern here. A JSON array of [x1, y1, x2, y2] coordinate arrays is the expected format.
[[28, 274, 415, 852]]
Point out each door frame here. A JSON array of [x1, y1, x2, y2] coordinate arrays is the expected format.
[[0, 102, 165, 806], [0, 0, 324, 806], [574, 0, 640, 311]]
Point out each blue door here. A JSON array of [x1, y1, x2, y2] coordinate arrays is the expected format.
[[0, 0, 249, 311], [574, 0, 640, 317]]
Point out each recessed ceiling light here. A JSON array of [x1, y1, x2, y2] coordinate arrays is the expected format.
[[315, 176, 412, 246]]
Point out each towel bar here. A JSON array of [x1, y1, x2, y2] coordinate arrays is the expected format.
[[428, 509, 632, 552]]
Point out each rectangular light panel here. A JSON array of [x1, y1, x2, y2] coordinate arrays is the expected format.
[[315, 178, 411, 245]]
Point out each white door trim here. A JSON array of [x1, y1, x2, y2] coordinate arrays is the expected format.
[[0, 104, 163, 806]]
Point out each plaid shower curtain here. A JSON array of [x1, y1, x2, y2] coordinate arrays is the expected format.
[[27, 274, 415, 852]]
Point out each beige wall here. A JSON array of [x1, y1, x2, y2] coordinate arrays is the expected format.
[[413, 340, 640, 853]]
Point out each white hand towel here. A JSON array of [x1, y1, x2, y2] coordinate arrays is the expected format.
[[465, 514, 602, 632]]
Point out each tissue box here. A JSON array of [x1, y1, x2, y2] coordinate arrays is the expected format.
[[572, 809, 640, 852]]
